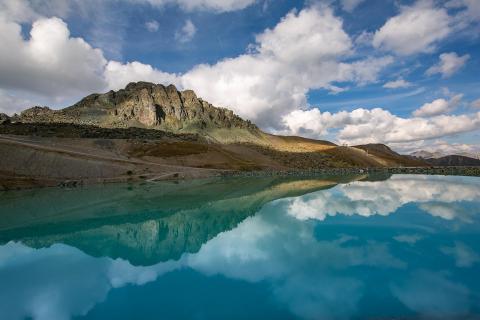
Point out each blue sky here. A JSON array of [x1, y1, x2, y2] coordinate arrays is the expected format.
[[0, 0, 479, 154]]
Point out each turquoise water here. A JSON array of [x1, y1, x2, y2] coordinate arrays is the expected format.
[[1, 174, 480, 320]]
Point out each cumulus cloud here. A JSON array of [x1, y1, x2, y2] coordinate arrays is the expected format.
[[339, 110, 480, 145], [340, 0, 365, 13], [175, 19, 196, 43], [178, 7, 392, 127], [282, 106, 480, 145], [0, 16, 107, 99], [104, 61, 180, 91], [413, 94, 463, 117], [383, 78, 412, 89], [145, 20, 159, 32], [372, 1, 451, 55], [426, 52, 470, 78]]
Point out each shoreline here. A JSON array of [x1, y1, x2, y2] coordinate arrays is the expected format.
[[2, 166, 479, 192], [220, 166, 480, 178]]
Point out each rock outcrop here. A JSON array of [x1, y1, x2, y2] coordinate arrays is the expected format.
[[0, 113, 10, 124], [14, 82, 257, 134]]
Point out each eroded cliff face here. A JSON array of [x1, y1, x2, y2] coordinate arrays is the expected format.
[[15, 82, 258, 133]]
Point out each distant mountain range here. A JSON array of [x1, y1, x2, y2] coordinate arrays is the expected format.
[[410, 150, 480, 160], [410, 150, 480, 167]]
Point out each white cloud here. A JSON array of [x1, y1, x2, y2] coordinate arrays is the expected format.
[[338, 110, 480, 145], [446, 0, 480, 29], [0, 16, 107, 100], [178, 7, 392, 127], [255, 8, 352, 63], [133, 0, 257, 12], [282, 106, 480, 145], [340, 0, 365, 13], [471, 99, 480, 109], [0, 0, 39, 23], [413, 94, 463, 117], [341, 56, 394, 85], [0, 89, 32, 115], [104, 61, 180, 91], [383, 78, 412, 89], [372, 1, 451, 55], [354, 30, 373, 46], [426, 52, 470, 78], [0, 0, 71, 23], [145, 20, 159, 32], [175, 19, 196, 43]]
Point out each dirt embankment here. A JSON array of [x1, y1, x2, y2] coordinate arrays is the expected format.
[[0, 123, 428, 190], [0, 134, 281, 190]]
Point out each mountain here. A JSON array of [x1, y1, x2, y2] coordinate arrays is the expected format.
[[353, 144, 427, 167], [13, 82, 265, 144], [410, 149, 480, 160], [0, 82, 429, 189], [410, 149, 480, 166], [423, 155, 480, 167], [410, 150, 444, 159]]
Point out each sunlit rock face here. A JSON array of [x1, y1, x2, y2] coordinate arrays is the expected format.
[[15, 82, 258, 132], [1, 174, 479, 320]]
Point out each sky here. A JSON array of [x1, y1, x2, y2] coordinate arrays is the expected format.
[[0, 0, 479, 154]]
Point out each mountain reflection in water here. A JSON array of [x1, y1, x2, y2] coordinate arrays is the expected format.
[[1, 174, 479, 320]]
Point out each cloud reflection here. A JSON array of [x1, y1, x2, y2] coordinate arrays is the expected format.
[[391, 270, 471, 318], [286, 175, 480, 222]]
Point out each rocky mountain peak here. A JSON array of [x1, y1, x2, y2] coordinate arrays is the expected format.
[[14, 82, 258, 133]]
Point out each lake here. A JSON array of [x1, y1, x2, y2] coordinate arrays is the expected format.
[[1, 174, 480, 320]]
